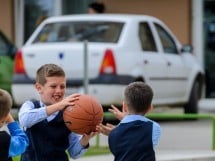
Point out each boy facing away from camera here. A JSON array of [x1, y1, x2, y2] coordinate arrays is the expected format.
[[0, 88, 29, 161], [19, 63, 97, 161], [97, 82, 161, 161]]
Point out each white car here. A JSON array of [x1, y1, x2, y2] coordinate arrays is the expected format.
[[12, 14, 204, 113]]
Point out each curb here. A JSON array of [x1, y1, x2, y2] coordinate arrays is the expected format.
[[74, 151, 215, 161], [157, 150, 215, 161]]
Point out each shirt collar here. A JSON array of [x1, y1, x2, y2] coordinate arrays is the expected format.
[[120, 114, 149, 123]]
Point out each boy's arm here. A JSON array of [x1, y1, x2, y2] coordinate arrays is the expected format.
[[19, 94, 80, 128], [67, 132, 97, 159], [6, 114, 29, 157], [45, 93, 80, 115], [67, 133, 88, 159], [19, 101, 47, 128], [152, 121, 161, 148]]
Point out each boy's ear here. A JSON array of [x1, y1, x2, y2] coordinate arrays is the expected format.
[[122, 101, 128, 112], [35, 83, 42, 93], [147, 104, 153, 113]]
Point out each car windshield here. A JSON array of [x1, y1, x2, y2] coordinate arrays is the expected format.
[[33, 21, 124, 43]]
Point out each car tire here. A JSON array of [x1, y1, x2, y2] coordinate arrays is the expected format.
[[184, 80, 200, 114]]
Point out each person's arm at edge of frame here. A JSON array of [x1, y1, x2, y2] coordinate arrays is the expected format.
[[7, 113, 29, 157]]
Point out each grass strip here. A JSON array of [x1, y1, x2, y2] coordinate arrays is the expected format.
[[12, 146, 110, 161]]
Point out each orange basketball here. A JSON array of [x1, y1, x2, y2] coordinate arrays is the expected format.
[[63, 94, 103, 134]]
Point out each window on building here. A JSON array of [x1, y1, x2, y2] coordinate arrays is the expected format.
[[24, 0, 54, 42], [24, 0, 95, 43]]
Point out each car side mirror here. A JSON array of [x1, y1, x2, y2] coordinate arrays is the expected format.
[[181, 44, 193, 53]]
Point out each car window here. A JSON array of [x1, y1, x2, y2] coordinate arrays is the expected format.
[[154, 23, 178, 54], [139, 22, 157, 51], [33, 21, 124, 43]]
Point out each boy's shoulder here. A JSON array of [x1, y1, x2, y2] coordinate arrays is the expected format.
[[30, 100, 40, 108], [22, 100, 41, 109]]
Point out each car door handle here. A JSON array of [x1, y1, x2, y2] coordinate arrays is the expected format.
[[26, 53, 35, 58]]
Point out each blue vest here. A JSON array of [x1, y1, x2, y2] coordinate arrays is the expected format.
[[109, 120, 155, 161], [0, 131, 12, 161], [21, 101, 71, 161]]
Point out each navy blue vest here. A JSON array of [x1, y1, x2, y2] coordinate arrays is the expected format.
[[109, 120, 156, 161], [21, 101, 71, 161], [0, 131, 12, 161]]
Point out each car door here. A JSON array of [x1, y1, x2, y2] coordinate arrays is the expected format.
[[153, 23, 190, 100], [139, 22, 170, 103]]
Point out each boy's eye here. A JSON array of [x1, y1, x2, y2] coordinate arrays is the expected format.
[[61, 85, 66, 89], [0, 121, 5, 125], [50, 85, 57, 88]]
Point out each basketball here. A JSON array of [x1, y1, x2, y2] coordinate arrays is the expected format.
[[63, 94, 103, 134]]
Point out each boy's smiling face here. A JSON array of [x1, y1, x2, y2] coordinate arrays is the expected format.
[[35, 76, 66, 105]]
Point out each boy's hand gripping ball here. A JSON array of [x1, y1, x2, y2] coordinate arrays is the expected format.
[[63, 94, 103, 134]]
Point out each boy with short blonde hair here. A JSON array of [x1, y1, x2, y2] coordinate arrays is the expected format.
[[19, 64, 97, 161]]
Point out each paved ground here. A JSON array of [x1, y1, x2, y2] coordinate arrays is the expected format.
[[10, 107, 215, 161], [73, 150, 215, 161]]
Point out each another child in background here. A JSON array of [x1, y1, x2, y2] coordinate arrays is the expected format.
[[0, 88, 29, 161], [97, 82, 161, 161], [19, 64, 97, 161]]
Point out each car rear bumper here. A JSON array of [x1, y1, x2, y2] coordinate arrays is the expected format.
[[12, 73, 134, 85], [12, 83, 125, 106]]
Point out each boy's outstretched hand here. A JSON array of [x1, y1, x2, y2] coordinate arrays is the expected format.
[[96, 123, 116, 136], [96, 103, 127, 136], [109, 104, 127, 121]]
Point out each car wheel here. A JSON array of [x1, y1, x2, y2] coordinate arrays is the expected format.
[[184, 80, 200, 114]]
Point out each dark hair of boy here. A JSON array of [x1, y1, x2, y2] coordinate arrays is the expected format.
[[124, 81, 153, 114]]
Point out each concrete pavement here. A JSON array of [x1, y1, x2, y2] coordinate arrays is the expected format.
[[74, 150, 215, 161]]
